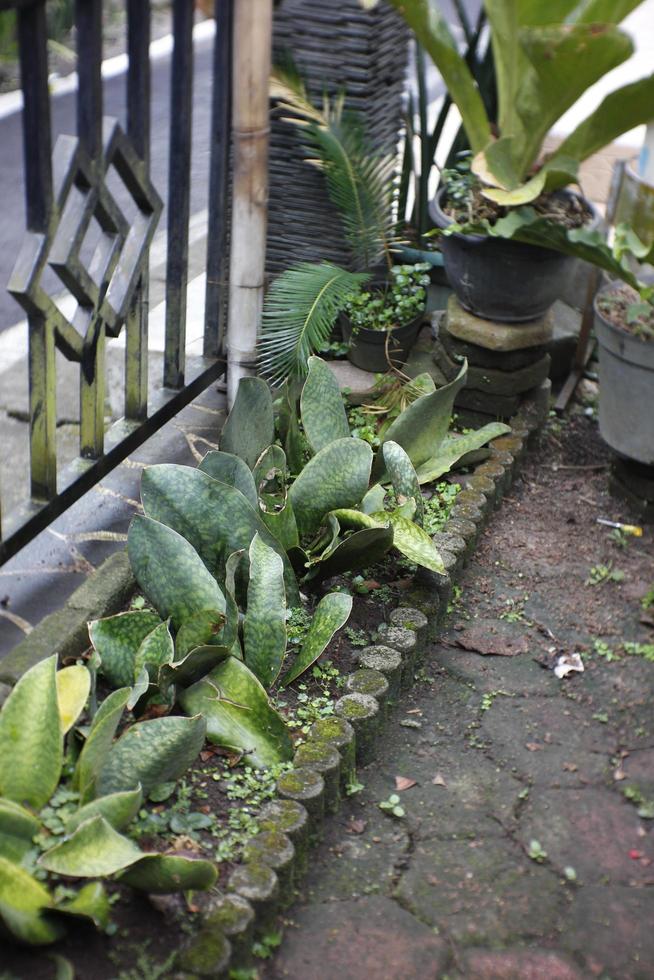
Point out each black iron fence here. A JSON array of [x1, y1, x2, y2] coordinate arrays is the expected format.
[[0, 0, 232, 564]]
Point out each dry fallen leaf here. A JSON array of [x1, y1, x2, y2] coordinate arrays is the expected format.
[[526, 742, 542, 752], [432, 774, 447, 787], [395, 776, 417, 792], [614, 767, 627, 781], [562, 762, 578, 772], [346, 818, 367, 835]]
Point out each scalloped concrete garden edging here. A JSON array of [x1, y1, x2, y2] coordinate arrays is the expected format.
[[0, 383, 547, 975]]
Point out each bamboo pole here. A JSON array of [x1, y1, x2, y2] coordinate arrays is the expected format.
[[226, 0, 273, 408]]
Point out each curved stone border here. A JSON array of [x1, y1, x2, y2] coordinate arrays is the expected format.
[[177, 395, 545, 977]]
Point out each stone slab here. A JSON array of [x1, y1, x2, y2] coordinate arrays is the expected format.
[[459, 949, 584, 980], [564, 886, 654, 978], [455, 387, 522, 418], [446, 295, 554, 351], [441, 326, 548, 372], [267, 896, 448, 979], [466, 356, 551, 397]]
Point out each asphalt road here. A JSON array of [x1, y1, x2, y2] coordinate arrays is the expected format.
[[0, 31, 215, 333]]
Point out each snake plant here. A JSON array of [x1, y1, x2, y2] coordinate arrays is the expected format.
[[0, 657, 216, 945]]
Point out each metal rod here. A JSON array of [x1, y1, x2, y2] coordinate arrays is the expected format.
[[16, 0, 52, 232], [204, 0, 234, 358], [164, 0, 194, 388], [75, 0, 103, 160]]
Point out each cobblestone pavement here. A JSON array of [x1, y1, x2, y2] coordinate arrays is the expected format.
[[265, 421, 654, 980]]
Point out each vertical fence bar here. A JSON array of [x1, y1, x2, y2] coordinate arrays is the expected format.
[[164, 0, 194, 389], [17, 0, 57, 500], [75, 0, 105, 458], [125, 0, 151, 421], [204, 0, 233, 359]]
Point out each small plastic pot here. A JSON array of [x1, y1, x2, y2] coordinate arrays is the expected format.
[[340, 312, 424, 373]]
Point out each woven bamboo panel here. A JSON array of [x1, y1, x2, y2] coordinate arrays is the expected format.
[[267, 0, 409, 275]]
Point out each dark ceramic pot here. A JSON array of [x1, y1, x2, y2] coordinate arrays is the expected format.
[[430, 187, 598, 323], [340, 311, 424, 373]]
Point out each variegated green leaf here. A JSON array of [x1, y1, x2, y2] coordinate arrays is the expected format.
[[56, 665, 91, 734], [372, 510, 445, 574], [117, 853, 217, 894], [158, 644, 231, 691], [128, 515, 226, 629], [219, 377, 275, 469], [0, 855, 61, 945], [175, 609, 228, 660], [361, 483, 386, 514], [134, 621, 175, 679], [39, 815, 143, 877], [74, 687, 131, 804], [198, 450, 258, 509], [310, 526, 394, 580], [54, 881, 110, 930], [374, 362, 467, 476], [382, 441, 424, 525], [244, 534, 287, 688], [300, 356, 351, 453], [0, 656, 62, 810], [127, 668, 151, 712], [289, 438, 373, 538], [253, 446, 299, 551], [66, 787, 143, 834], [89, 611, 162, 689], [140, 465, 299, 606], [96, 714, 206, 797], [0, 799, 40, 865], [414, 422, 511, 485], [281, 592, 352, 686], [179, 658, 293, 768]]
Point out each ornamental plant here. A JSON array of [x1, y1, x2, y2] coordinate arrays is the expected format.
[[343, 263, 431, 333], [0, 657, 216, 946]]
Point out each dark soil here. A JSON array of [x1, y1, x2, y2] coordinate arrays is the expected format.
[[445, 183, 593, 230], [596, 283, 654, 341]]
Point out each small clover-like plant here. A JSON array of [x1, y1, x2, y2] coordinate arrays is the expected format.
[[378, 793, 406, 818]]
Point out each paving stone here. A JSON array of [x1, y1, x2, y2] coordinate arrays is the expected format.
[[446, 295, 554, 351], [580, 659, 654, 750], [455, 387, 522, 418], [433, 645, 557, 696], [517, 788, 654, 885], [480, 696, 615, 786], [622, 747, 654, 796], [394, 836, 563, 947], [459, 948, 584, 980], [564, 886, 654, 979], [441, 326, 548, 371], [267, 896, 448, 979]]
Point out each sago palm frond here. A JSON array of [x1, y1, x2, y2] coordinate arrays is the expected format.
[[259, 263, 370, 385], [271, 67, 400, 269]]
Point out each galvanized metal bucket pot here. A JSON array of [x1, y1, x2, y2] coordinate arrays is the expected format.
[[595, 286, 654, 466]]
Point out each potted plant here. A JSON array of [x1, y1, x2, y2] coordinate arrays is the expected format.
[[340, 263, 430, 372], [360, 0, 654, 322]]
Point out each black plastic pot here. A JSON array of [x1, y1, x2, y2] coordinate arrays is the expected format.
[[340, 311, 424, 373], [430, 188, 597, 323]]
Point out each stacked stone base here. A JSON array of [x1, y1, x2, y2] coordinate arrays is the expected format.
[[428, 296, 553, 425], [609, 457, 654, 523]]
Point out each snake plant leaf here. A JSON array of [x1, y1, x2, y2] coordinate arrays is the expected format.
[[219, 377, 275, 470], [65, 787, 143, 834], [39, 815, 143, 877], [73, 687, 131, 804], [573, 0, 643, 24], [280, 592, 353, 686], [96, 714, 206, 798], [0, 799, 40, 865], [54, 881, 111, 930], [0, 656, 62, 811], [224, 549, 246, 658], [128, 515, 227, 629], [414, 422, 511, 485], [309, 526, 394, 580], [117, 853, 218, 894], [179, 658, 293, 768], [89, 611, 162, 689], [361, 483, 386, 515], [244, 535, 287, 688], [175, 609, 228, 660], [300, 356, 351, 453], [134, 621, 175, 680], [372, 510, 445, 574], [140, 465, 299, 606], [289, 438, 373, 538], [382, 441, 424, 526], [0, 855, 62, 945], [198, 450, 258, 509], [253, 446, 300, 551], [158, 644, 232, 691], [373, 362, 467, 478], [56, 665, 91, 734]]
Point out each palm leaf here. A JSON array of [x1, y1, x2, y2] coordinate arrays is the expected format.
[[259, 263, 370, 385], [271, 68, 399, 269]]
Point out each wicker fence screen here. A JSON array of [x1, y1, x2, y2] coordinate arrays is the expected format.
[[267, 0, 409, 275]]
